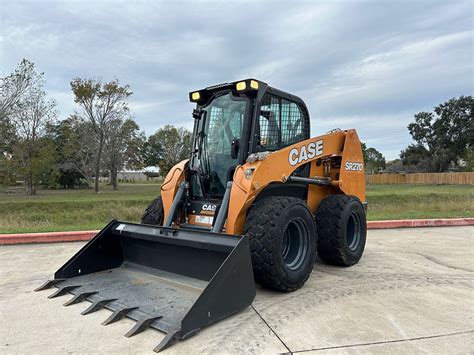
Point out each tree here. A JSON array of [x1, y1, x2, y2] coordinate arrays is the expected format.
[[0, 121, 17, 185], [7, 62, 58, 194], [46, 116, 96, 188], [142, 132, 162, 167], [361, 143, 386, 174], [0, 59, 41, 184], [0, 115, 17, 155], [399, 144, 431, 171], [121, 121, 146, 171], [103, 118, 144, 190], [69, 117, 97, 187], [70, 78, 132, 193], [466, 148, 474, 171], [146, 125, 192, 176], [0, 59, 42, 121], [403, 96, 473, 172]]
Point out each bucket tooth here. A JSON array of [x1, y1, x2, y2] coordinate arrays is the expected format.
[[153, 330, 182, 353], [63, 291, 98, 306], [48, 285, 81, 299], [35, 279, 66, 292], [101, 307, 138, 326], [124, 316, 162, 338], [81, 299, 117, 315]]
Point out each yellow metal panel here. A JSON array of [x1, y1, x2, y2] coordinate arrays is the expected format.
[[339, 129, 366, 202], [160, 159, 189, 223], [161, 130, 366, 236], [225, 130, 362, 234]]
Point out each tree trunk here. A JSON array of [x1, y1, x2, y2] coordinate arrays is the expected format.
[[26, 169, 35, 195], [82, 167, 92, 188], [25, 148, 36, 195], [111, 167, 118, 190], [85, 175, 92, 188], [94, 161, 100, 193], [94, 135, 104, 193]]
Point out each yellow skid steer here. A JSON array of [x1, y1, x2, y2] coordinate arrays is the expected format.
[[36, 79, 367, 351]]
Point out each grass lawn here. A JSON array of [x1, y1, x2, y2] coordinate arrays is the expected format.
[[366, 184, 473, 220], [0, 183, 472, 234], [0, 184, 161, 234]]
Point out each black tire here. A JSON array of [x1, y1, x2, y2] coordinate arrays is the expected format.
[[315, 195, 366, 266], [140, 196, 164, 226], [245, 197, 316, 292]]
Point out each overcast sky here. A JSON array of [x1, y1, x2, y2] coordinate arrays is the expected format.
[[1, 0, 472, 159]]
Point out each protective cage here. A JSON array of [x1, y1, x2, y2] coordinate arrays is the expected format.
[[35, 220, 256, 352]]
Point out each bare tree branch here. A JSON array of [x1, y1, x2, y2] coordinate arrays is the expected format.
[[70, 78, 132, 192]]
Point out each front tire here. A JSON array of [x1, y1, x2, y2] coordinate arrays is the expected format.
[[245, 197, 316, 292], [315, 195, 366, 266], [141, 196, 164, 226]]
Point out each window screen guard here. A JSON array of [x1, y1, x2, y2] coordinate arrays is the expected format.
[[256, 93, 309, 152]]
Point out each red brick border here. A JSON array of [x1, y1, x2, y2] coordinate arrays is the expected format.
[[0, 218, 472, 245]]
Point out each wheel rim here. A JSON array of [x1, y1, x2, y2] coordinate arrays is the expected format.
[[281, 218, 309, 270], [346, 211, 362, 252]]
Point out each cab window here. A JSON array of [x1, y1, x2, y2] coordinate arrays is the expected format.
[[257, 93, 308, 151]]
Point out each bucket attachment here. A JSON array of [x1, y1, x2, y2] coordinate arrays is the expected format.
[[36, 220, 256, 352]]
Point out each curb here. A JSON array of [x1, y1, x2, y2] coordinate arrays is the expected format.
[[367, 218, 474, 229], [0, 230, 100, 245], [0, 218, 472, 245]]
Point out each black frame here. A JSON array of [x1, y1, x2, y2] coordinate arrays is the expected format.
[[250, 85, 311, 153], [188, 79, 311, 199], [191, 79, 311, 159], [194, 90, 252, 165], [190, 90, 252, 199]]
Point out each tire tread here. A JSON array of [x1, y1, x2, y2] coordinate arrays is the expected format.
[[316, 195, 364, 266], [141, 196, 164, 225], [245, 196, 314, 292]]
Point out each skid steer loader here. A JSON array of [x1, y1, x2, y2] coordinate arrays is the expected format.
[[36, 79, 367, 352]]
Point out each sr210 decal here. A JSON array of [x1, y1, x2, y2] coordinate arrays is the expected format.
[[288, 140, 323, 166], [344, 161, 363, 171]]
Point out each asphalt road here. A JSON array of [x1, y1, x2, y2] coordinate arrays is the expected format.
[[1, 226, 473, 354]]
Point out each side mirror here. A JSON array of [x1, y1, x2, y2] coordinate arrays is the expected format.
[[231, 138, 240, 159], [192, 109, 204, 120]]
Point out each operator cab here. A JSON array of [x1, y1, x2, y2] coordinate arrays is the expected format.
[[186, 79, 310, 227]]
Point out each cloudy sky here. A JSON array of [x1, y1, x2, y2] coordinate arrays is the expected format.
[[1, 0, 472, 159]]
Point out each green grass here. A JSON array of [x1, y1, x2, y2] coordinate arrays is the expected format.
[[366, 184, 473, 220], [0, 183, 472, 234], [0, 184, 161, 234]]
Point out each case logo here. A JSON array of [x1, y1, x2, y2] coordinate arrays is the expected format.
[[288, 140, 323, 166], [202, 204, 217, 212]]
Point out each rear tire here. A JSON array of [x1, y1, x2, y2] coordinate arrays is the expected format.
[[141, 196, 164, 226], [315, 195, 366, 266], [245, 197, 316, 292]]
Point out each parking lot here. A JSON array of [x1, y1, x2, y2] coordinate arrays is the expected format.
[[1, 226, 472, 354]]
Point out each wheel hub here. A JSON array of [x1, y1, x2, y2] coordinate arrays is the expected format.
[[346, 211, 362, 251], [281, 218, 309, 270]]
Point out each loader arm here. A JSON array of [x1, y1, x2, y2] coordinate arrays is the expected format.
[[226, 129, 365, 234], [160, 159, 188, 223]]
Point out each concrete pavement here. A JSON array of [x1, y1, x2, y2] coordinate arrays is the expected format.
[[1, 226, 473, 354]]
